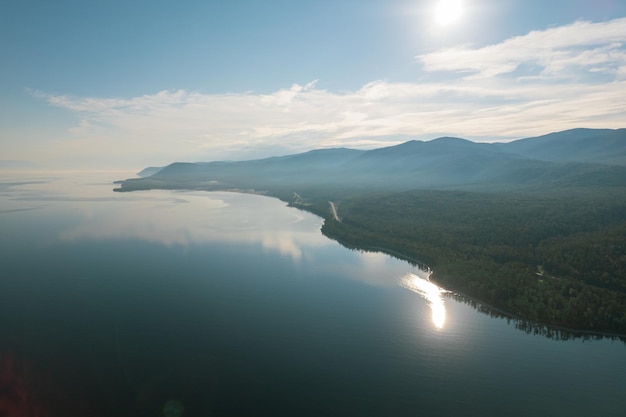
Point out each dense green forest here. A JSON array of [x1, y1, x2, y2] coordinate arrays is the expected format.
[[319, 188, 626, 335]]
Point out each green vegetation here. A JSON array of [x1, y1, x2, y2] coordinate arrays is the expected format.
[[321, 188, 626, 335]]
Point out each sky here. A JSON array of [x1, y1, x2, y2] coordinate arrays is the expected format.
[[1, 0, 625, 169]]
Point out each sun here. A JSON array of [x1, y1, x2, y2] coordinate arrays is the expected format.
[[434, 0, 464, 27]]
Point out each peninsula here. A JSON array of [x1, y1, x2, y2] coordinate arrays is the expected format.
[[115, 128, 626, 335]]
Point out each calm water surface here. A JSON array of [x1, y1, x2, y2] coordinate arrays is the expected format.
[[0, 172, 624, 417]]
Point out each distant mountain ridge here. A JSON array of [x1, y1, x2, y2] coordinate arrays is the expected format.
[[119, 128, 626, 193], [495, 128, 626, 165], [137, 166, 164, 177]]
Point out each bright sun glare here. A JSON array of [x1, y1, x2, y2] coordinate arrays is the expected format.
[[402, 273, 447, 330], [434, 0, 464, 27]]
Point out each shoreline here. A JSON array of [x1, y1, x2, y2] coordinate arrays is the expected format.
[[113, 181, 626, 342], [325, 230, 626, 342]]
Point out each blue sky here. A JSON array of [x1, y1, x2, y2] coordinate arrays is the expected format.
[[1, 0, 625, 169]]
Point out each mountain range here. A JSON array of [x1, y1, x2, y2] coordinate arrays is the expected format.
[[117, 128, 626, 193]]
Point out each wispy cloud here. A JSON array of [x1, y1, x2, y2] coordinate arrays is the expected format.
[[37, 18, 626, 166], [417, 18, 626, 79]]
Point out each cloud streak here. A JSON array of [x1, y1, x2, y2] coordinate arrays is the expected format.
[[417, 18, 626, 79], [38, 18, 626, 166]]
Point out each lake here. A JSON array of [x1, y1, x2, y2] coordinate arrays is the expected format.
[[1, 172, 625, 417]]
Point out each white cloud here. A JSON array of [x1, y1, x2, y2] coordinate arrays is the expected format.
[[35, 18, 626, 167], [417, 18, 626, 79]]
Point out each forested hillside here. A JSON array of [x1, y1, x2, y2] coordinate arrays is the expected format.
[[116, 129, 626, 194], [496, 128, 626, 165], [321, 189, 626, 334]]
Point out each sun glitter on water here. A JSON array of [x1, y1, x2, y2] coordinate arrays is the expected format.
[[402, 273, 448, 330]]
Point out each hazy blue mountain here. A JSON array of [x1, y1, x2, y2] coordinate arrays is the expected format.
[[340, 137, 527, 187], [137, 166, 164, 177], [496, 128, 626, 165], [117, 128, 626, 194], [147, 148, 363, 185]]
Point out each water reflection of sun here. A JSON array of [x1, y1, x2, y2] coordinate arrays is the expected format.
[[401, 273, 447, 329]]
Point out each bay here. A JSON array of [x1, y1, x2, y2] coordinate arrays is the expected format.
[[0, 172, 624, 417]]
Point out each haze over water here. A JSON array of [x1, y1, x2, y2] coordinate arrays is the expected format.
[[0, 172, 625, 417]]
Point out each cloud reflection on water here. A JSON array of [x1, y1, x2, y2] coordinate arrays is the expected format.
[[2, 174, 437, 292], [57, 191, 331, 261], [1, 174, 333, 261]]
